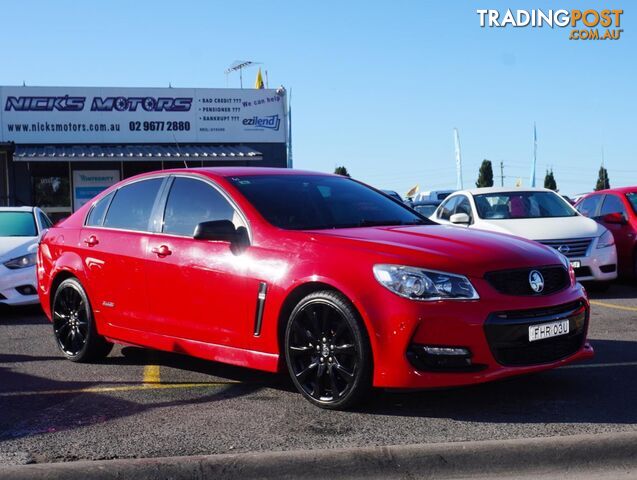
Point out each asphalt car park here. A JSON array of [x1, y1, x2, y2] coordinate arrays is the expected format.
[[1, 282, 636, 466]]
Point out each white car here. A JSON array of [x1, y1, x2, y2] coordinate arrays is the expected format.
[[431, 187, 618, 284], [0, 207, 53, 306]]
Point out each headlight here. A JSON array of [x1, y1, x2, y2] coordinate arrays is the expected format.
[[597, 229, 615, 249], [373, 264, 479, 301], [3, 253, 37, 269]]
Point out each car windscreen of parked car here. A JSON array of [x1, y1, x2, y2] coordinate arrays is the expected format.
[[626, 193, 637, 214], [230, 175, 430, 230], [474, 191, 577, 220], [0, 212, 37, 237]]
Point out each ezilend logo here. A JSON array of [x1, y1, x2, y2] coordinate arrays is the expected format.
[[242, 115, 281, 130], [90, 97, 192, 112]]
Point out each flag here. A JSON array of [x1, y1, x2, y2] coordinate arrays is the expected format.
[[255, 68, 264, 89], [530, 122, 537, 187], [405, 184, 419, 199], [453, 128, 463, 190]]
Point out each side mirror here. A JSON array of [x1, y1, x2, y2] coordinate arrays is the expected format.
[[602, 212, 626, 225], [194, 220, 243, 243], [450, 213, 470, 225]]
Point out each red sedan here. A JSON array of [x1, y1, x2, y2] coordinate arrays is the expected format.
[[575, 187, 637, 278], [38, 168, 593, 409]]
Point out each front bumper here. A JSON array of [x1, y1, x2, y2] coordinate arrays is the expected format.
[[569, 245, 617, 282], [0, 265, 40, 306], [365, 279, 593, 389]]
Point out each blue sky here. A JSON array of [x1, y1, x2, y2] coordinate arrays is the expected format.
[[1, 0, 634, 196]]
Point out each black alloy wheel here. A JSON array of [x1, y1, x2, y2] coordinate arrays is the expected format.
[[285, 290, 372, 409], [52, 278, 113, 362]]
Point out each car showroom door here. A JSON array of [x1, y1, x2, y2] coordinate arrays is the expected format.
[[79, 177, 165, 332], [145, 175, 255, 347]]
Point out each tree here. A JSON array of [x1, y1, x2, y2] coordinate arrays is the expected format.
[[595, 166, 610, 191], [544, 169, 557, 191], [475, 160, 494, 188], [334, 166, 350, 177]]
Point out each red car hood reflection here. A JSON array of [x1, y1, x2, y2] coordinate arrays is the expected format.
[[308, 224, 562, 277]]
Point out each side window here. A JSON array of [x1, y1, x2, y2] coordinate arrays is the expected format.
[[38, 211, 53, 229], [576, 195, 601, 218], [599, 194, 628, 218], [437, 196, 459, 221], [103, 178, 163, 231], [86, 192, 115, 227], [454, 196, 473, 222], [162, 177, 243, 236]]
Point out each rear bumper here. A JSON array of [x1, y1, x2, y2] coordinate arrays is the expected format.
[[0, 265, 40, 306]]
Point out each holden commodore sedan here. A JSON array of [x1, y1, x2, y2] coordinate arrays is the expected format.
[[38, 168, 593, 409]]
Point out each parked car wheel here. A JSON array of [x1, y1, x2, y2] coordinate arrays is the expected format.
[[52, 278, 113, 362], [284, 290, 372, 410]]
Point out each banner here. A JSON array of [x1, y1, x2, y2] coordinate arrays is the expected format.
[[0, 86, 287, 144], [72, 170, 120, 211]]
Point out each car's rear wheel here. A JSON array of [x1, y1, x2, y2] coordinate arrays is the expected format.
[[284, 290, 372, 410], [52, 278, 113, 362]]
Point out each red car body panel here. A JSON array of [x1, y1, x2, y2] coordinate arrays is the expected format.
[[38, 168, 594, 389], [575, 187, 637, 278]]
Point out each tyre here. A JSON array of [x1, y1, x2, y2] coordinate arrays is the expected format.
[[284, 290, 372, 409], [52, 278, 113, 362]]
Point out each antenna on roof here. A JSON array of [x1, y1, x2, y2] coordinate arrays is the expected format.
[[224, 60, 262, 88], [171, 132, 187, 168]]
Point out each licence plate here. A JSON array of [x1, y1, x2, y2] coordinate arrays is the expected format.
[[528, 320, 570, 342], [570, 260, 581, 268]]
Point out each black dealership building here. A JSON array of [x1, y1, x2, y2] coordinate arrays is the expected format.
[[0, 85, 289, 221]]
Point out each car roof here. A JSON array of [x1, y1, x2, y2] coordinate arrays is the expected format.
[[152, 167, 336, 178], [586, 186, 637, 195], [0, 206, 35, 212], [455, 186, 555, 196]]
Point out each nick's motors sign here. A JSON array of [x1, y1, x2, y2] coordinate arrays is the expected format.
[[477, 9, 624, 40], [0, 86, 286, 144]]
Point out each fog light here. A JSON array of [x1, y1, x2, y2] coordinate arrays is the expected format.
[[422, 346, 470, 356], [407, 344, 484, 372], [16, 285, 37, 296]]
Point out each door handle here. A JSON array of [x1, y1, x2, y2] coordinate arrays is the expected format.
[[151, 245, 172, 257], [83, 235, 99, 247]]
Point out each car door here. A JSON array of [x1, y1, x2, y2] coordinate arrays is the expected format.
[[145, 175, 257, 348], [596, 194, 632, 268], [79, 177, 165, 333]]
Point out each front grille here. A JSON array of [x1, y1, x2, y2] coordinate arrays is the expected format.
[[484, 265, 569, 296], [538, 238, 592, 258], [484, 301, 588, 366]]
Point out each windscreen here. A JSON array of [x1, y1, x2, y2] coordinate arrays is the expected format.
[[0, 212, 37, 237], [229, 175, 430, 230], [473, 191, 577, 220]]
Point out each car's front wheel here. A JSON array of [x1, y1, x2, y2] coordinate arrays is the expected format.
[[52, 278, 113, 362], [284, 290, 372, 409]]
